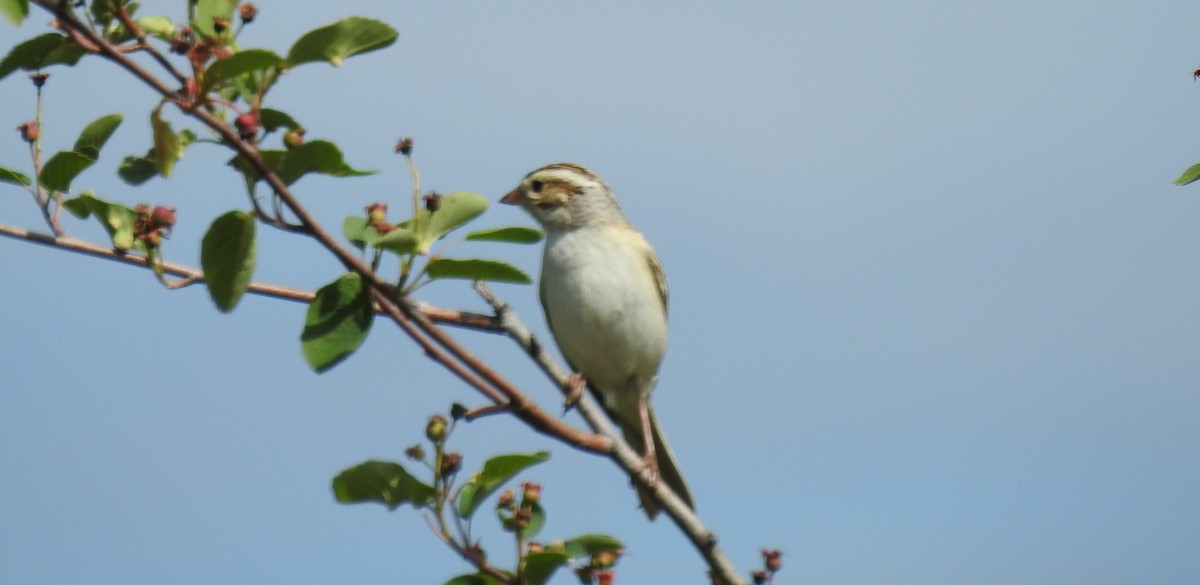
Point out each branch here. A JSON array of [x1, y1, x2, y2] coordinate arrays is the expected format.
[[0, 223, 495, 330]]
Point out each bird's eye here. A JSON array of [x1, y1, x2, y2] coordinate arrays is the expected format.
[[530, 180, 544, 193]]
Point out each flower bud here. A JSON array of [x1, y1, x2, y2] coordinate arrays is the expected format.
[[595, 569, 614, 585], [404, 445, 425, 461], [750, 570, 768, 585], [449, 402, 467, 420], [212, 16, 230, 33], [29, 72, 49, 88]]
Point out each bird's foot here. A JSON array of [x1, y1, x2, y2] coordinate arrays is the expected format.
[[562, 373, 587, 412]]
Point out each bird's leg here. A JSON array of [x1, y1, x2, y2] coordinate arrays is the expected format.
[[638, 398, 660, 486], [562, 372, 587, 412]]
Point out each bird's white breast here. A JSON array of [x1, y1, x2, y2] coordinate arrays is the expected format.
[[541, 225, 667, 401]]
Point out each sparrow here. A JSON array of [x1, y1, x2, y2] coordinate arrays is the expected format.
[[501, 163, 694, 519]]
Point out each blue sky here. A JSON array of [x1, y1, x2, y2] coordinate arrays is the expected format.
[[2, 1, 1198, 584]]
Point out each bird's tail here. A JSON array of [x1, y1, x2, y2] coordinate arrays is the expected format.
[[623, 404, 694, 520]]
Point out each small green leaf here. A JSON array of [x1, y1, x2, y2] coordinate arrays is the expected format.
[[301, 273, 374, 372], [201, 210, 257, 312], [193, 0, 236, 37], [203, 48, 283, 90], [465, 226, 544, 244], [62, 191, 138, 250], [427, 258, 532, 284], [151, 107, 185, 178], [39, 150, 95, 193], [333, 460, 433, 510], [0, 165, 31, 187], [417, 192, 489, 251], [562, 534, 624, 558], [260, 108, 299, 132], [118, 152, 158, 186], [286, 17, 398, 68], [134, 16, 176, 41], [456, 452, 549, 519], [343, 216, 369, 250], [73, 113, 123, 156], [278, 140, 374, 185], [1, 0, 29, 26], [523, 550, 573, 585], [0, 33, 84, 81], [1174, 162, 1200, 186], [524, 501, 546, 540], [375, 227, 417, 254]]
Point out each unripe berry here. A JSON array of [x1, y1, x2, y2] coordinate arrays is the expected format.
[[17, 121, 38, 142], [151, 206, 176, 228], [235, 112, 259, 141], [425, 414, 447, 442], [239, 3, 258, 23]]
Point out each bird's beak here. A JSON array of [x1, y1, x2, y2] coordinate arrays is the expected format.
[[500, 188, 523, 205]]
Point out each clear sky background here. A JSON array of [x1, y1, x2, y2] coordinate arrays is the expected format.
[[2, 1, 1198, 584]]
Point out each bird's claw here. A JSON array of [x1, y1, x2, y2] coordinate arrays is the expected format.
[[562, 372, 587, 413]]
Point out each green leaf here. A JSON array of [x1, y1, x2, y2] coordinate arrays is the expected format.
[[374, 227, 417, 254], [561, 534, 624, 558], [203, 49, 283, 90], [260, 108, 299, 132], [0, 165, 31, 187], [333, 460, 433, 510], [1, 0, 29, 26], [1174, 162, 1200, 186], [0, 33, 84, 81], [343, 216, 369, 250], [417, 192, 489, 252], [523, 550, 573, 585], [523, 501, 546, 540], [201, 210, 257, 313], [427, 258, 532, 284], [278, 140, 374, 185], [134, 16, 176, 41], [301, 273, 374, 372], [151, 107, 185, 178], [73, 113, 123, 156], [465, 226, 544, 244], [193, 0, 236, 38], [118, 152, 158, 186], [39, 150, 95, 193], [455, 452, 549, 519], [286, 17, 398, 67], [62, 191, 138, 251]]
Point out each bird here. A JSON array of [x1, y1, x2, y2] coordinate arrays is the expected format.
[[500, 163, 694, 519]]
